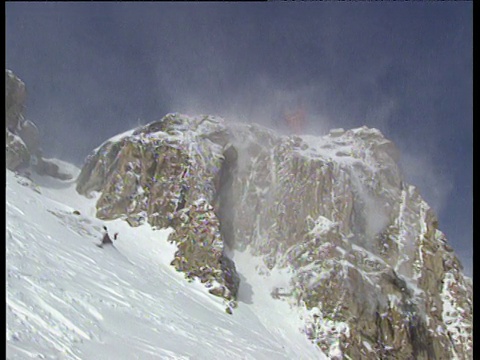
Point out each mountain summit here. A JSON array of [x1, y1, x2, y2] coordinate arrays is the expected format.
[[76, 113, 472, 359]]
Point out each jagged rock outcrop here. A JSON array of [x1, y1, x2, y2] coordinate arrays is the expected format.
[[6, 70, 27, 132], [76, 114, 239, 308], [6, 69, 30, 170], [227, 123, 472, 359], [5, 69, 72, 180], [76, 113, 472, 358]]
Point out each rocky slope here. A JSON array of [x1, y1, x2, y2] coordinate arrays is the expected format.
[[76, 114, 240, 310], [76, 113, 472, 359], [6, 69, 72, 180]]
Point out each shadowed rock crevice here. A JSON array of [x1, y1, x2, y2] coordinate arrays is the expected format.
[[214, 144, 238, 250]]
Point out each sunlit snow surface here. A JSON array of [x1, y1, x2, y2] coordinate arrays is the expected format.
[[6, 163, 325, 359]]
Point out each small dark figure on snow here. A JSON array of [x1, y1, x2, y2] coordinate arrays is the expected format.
[[97, 226, 118, 248]]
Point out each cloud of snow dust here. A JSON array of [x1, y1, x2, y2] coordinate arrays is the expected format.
[[348, 168, 392, 247], [6, 3, 173, 166], [362, 195, 391, 241], [398, 152, 453, 219], [163, 75, 334, 138], [5, 3, 410, 166]]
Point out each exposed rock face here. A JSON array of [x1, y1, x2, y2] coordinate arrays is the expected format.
[[77, 113, 472, 358], [6, 130, 30, 170], [6, 70, 27, 132], [76, 114, 239, 306], [6, 69, 30, 170], [227, 124, 472, 359], [5, 69, 72, 180]]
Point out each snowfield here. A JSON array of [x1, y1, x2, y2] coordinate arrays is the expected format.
[[6, 164, 326, 360]]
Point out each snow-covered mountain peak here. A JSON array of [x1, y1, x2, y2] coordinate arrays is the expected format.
[[7, 68, 471, 358], [72, 113, 472, 359]]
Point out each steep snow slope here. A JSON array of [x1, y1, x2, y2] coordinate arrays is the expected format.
[[6, 166, 325, 360]]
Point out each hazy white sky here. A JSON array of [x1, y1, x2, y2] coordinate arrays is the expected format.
[[6, 2, 472, 275]]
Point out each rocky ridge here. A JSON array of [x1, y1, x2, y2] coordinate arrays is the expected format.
[[76, 113, 472, 359]]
